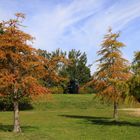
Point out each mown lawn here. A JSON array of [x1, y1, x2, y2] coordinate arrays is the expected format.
[[0, 94, 140, 140]]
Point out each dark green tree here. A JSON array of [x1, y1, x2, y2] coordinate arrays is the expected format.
[[38, 49, 91, 93], [38, 49, 68, 88], [67, 49, 91, 85], [129, 51, 140, 102], [60, 49, 91, 94]]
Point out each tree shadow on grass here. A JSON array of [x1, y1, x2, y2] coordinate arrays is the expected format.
[[0, 124, 38, 132], [60, 115, 140, 127]]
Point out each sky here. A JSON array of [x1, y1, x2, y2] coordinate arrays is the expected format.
[[0, 0, 140, 72]]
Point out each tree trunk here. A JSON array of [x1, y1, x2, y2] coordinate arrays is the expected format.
[[13, 100, 21, 133], [113, 101, 118, 121]]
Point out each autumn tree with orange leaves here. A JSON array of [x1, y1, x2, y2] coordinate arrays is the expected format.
[[94, 29, 131, 120], [0, 13, 49, 133]]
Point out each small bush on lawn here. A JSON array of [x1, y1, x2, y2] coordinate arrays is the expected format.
[[0, 96, 33, 111]]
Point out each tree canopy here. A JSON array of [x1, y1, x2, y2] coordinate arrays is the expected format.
[[129, 51, 140, 101], [0, 13, 49, 132], [94, 29, 131, 120]]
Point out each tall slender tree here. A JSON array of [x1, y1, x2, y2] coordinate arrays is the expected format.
[[0, 13, 48, 132], [94, 29, 131, 120]]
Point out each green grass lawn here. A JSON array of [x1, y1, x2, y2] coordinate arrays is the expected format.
[[0, 94, 140, 140]]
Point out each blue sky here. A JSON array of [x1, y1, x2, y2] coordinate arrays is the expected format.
[[0, 0, 140, 72]]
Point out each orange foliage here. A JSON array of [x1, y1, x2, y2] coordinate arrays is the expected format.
[[91, 29, 131, 103], [0, 13, 50, 101]]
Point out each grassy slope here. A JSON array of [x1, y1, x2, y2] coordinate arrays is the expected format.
[[0, 94, 140, 140]]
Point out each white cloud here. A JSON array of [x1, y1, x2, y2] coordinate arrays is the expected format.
[[25, 0, 103, 51], [54, 0, 140, 72], [0, 0, 140, 73]]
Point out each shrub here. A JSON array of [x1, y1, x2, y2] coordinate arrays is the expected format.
[[50, 86, 64, 94], [0, 96, 33, 111]]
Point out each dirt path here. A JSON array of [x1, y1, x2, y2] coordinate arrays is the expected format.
[[119, 108, 140, 117]]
